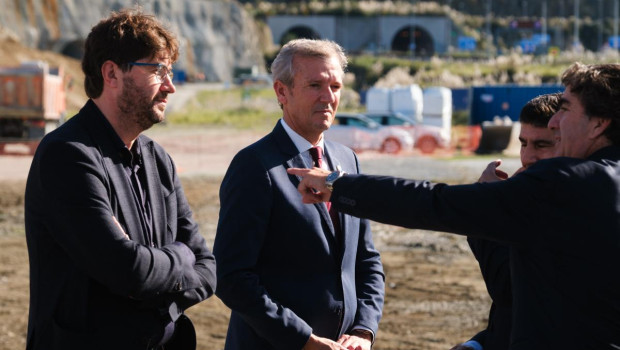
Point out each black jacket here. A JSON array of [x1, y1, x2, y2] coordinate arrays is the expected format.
[[25, 100, 216, 350], [214, 121, 384, 349], [331, 146, 620, 350], [467, 236, 512, 350]]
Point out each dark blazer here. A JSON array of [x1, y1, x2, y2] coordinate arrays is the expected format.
[[467, 237, 512, 350], [330, 146, 620, 350], [24, 100, 216, 350], [213, 121, 385, 350]]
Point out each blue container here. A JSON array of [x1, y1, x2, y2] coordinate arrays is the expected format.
[[451, 88, 470, 112], [469, 85, 563, 125], [172, 69, 187, 84]]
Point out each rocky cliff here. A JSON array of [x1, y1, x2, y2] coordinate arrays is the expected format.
[[0, 0, 265, 82]]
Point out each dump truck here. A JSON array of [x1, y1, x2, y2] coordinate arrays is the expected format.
[[0, 61, 66, 154]]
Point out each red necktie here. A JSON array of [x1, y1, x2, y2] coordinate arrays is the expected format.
[[309, 146, 323, 168], [309, 146, 342, 243]]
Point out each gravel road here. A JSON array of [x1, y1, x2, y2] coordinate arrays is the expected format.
[[0, 126, 522, 350], [0, 124, 520, 182]]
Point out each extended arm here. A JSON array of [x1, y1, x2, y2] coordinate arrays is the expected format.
[[287, 166, 554, 245]]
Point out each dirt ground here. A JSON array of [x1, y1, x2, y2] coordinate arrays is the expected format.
[[0, 124, 524, 350]]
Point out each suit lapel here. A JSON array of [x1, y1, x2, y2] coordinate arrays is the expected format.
[[274, 122, 338, 241], [139, 138, 166, 247], [324, 142, 349, 252], [78, 101, 146, 244], [285, 152, 336, 236]]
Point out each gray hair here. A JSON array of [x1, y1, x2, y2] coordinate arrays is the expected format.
[[270, 38, 347, 88]]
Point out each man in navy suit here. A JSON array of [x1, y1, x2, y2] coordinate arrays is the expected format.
[[290, 62, 620, 349], [213, 39, 385, 350], [24, 9, 216, 350], [452, 93, 561, 350]]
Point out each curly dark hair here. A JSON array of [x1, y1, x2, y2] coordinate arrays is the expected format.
[[561, 62, 620, 145], [82, 8, 179, 98]]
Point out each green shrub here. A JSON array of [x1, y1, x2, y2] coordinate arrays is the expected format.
[[167, 87, 281, 130]]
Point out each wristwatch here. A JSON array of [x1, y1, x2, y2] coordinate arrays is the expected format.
[[325, 169, 346, 192]]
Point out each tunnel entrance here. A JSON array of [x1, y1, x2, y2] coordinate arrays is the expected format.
[[61, 39, 85, 60], [391, 25, 434, 57], [279, 26, 321, 46]]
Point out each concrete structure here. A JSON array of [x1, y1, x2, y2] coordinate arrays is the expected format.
[[267, 15, 451, 56], [0, 0, 265, 82]]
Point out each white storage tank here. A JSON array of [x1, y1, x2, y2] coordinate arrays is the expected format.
[[365, 87, 391, 113], [422, 86, 452, 129], [390, 84, 423, 122]]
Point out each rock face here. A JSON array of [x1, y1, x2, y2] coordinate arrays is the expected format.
[[0, 0, 265, 82]]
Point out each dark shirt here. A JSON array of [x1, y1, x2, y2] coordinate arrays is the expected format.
[[122, 142, 154, 246], [101, 118, 173, 346], [24, 99, 216, 350]]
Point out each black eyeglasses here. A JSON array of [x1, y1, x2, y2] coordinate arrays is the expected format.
[[128, 62, 173, 83]]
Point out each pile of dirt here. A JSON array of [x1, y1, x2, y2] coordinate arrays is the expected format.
[[0, 174, 490, 350]]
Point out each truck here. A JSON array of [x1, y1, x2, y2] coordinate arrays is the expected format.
[[0, 61, 66, 154]]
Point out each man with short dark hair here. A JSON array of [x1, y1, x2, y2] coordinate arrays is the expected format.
[[289, 62, 620, 349], [453, 92, 561, 350], [25, 8, 216, 350]]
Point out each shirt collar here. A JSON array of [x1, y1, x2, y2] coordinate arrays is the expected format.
[[88, 99, 140, 167], [279, 118, 325, 153]]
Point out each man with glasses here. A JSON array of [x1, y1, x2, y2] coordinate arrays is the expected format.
[[24, 8, 216, 350], [129, 62, 175, 83]]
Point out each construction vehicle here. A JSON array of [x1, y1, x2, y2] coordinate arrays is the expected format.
[[0, 61, 66, 154]]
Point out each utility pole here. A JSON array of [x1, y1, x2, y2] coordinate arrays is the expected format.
[[573, 0, 580, 50], [599, 0, 603, 51], [486, 0, 492, 58], [542, 0, 548, 47], [615, 0, 619, 51], [557, 0, 565, 50], [410, 0, 416, 59]]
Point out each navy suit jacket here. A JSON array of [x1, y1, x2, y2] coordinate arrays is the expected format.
[[213, 121, 385, 350], [24, 100, 216, 350], [330, 146, 620, 350], [467, 237, 512, 350]]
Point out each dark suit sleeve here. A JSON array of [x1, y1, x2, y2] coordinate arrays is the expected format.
[[213, 149, 312, 349], [164, 155, 216, 310], [470, 329, 487, 346], [34, 139, 210, 299], [350, 155, 385, 334], [330, 172, 553, 245], [467, 237, 511, 305], [466, 237, 511, 348]]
